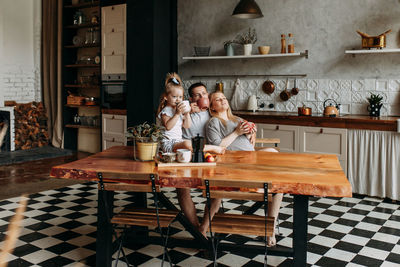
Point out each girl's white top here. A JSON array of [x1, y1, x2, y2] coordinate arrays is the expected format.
[[158, 106, 183, 140]]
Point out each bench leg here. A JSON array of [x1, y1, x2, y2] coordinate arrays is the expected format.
[[96, 189, 114, 267], [293, 195, 308, 267]]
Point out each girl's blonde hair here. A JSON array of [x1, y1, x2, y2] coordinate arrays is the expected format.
[[157, 72, 184, 115], [208, 91, 239, 126]]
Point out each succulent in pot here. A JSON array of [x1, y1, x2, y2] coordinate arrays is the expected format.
[[126, 122, 165, 161], [367, 93, 383, 117]]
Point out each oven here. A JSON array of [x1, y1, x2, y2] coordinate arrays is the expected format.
[[101, 81, 127, 109]]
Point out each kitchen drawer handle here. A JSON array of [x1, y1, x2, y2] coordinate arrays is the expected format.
[[276, 125, 279, 130], [320, 128, 323, 134]]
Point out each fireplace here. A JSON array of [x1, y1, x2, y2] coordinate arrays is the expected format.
[[0, 110, 11, 151]]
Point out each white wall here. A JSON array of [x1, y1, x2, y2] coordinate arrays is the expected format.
[[0, 0, 41, 104]]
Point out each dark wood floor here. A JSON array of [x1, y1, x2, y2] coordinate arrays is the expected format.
[[0, 152, 91, 200]]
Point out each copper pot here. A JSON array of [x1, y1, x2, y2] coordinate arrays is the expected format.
[[262, 80, 275, 94], [298, 106, 312, 116]]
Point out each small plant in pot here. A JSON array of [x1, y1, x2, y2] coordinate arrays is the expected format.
[[223, 40, 235, 56], [234, 28, 257, 56], [367, 93, 383, 117], [126, 122, 165, 161]]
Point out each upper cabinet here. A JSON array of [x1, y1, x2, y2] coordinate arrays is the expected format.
[[101, 4, 127, 79]]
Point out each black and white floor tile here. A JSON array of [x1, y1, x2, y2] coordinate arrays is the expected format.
[[1, 182, 400, 266]]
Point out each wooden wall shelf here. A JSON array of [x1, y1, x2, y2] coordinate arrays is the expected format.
[[65, 124, 100, 129], [65, 64, 100, 68], [65, 23, 100, 29], [65, 44, 100, 49], [64, 1, 100, 9], [64, 84, 100, 89], [65, 104, 100, 108], [182, 50, 308, 60]]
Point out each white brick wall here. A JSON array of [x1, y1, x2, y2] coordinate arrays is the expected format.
[[2, 65, 40, 103]]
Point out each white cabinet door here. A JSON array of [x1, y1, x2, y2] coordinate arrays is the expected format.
[[102, 114, 127, 150], [299, 127, 347, 174], [101, 4, 126, 75], [256, 124, 300, 153]]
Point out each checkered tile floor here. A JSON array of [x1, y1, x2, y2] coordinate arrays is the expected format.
[[1, 182, 400, 266]]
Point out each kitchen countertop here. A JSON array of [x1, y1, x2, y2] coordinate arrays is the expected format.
[[233, 111, 399, 132]]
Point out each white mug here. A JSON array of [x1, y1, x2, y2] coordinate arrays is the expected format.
[[179, 100, 191, 114], [177, 149, 192, 163]]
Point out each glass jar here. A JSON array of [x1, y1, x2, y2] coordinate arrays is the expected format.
[[85, 29, 93, 44], [92, 28, 100, 44]]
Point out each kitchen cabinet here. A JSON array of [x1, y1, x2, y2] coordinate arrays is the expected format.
[[101, 4, 126, 79], [102, 114, 127, 150], [256, 124, 299, 153], [299, 127, 347, 173], [62, 0, 101, 153], [256, 123, 347, 174]]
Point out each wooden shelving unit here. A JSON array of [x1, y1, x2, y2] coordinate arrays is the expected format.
[[182, 50, 309, 60], [62, 0, 101, 153]]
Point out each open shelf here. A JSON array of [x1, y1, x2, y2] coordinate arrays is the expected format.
[[65, 23, 100, 29], [65, 124, 100, 129], [182, 50, 308, 60], [65, 84, 100, 89], [64, 44, 100, 49], [345, 48, 400, 55], [65, 104, 100, 108], [65, 64, 100, 68], [64, 1, 100, 9]]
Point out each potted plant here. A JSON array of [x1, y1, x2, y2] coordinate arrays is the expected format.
[[126, 122, 164, 161], [223, 40, 235, 56], [367, 93, 383, 117], [234, 28, 257, 56]]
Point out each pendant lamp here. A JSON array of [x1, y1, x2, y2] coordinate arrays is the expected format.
[[232, 0, 263, 19]]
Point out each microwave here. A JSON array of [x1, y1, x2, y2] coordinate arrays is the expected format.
[[101, 82, 127, 109]]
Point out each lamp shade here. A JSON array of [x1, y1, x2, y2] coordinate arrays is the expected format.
[[232, 0, 263, 19]]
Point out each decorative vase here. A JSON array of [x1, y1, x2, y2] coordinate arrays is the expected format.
[[367, 103, 382, 117], [134, 138, 158, 161], [243, 44, 252, 56], [225, 44, 234, 56]]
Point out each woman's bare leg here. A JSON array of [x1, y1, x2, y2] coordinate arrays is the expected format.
[[176, 188, 200, 228], [203, 144, 226, 154], [199, 198, 222, 237], [267, 193, 283, 246]]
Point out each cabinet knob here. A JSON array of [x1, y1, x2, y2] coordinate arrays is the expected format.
[[320, 128, 323, 134], [112, 138, 115, 142], [112, 51, 115, 55], [112, 115, 115, 119], [112, 28, 114, 32], [276, 125, 279, 130], [112, 6, 114, 10]]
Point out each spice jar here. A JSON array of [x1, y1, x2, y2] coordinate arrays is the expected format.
[[280, 34, 286, 54], [288, 33, 295, 53]]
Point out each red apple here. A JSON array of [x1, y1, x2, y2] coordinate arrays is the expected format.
[[206, 155, 215, 162]]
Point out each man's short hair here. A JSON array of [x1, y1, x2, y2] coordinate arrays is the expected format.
[[188, 82, 207, 98]]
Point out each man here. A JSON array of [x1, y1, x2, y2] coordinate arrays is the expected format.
[[178, 82, 220, 237]]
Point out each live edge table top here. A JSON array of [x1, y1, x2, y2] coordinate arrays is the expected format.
[[50, 146, 352, 198]]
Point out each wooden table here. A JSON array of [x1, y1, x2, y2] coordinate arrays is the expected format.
[[51, 146, 351, 266]]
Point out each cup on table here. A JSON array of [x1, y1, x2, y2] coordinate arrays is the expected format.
[[178, 100, 191, 113], [161, 152, 176, 163], [176, 149, 192, 163], [197, 97, 209, 110]]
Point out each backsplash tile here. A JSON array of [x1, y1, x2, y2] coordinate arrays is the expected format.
[[184, 78, 400, 116]]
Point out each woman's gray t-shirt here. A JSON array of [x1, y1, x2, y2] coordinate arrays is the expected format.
[[206, 117, 254, 151]]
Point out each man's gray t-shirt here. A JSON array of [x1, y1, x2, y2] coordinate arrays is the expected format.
[[182, 111, 210, 139], [206, 117, 254, 151]]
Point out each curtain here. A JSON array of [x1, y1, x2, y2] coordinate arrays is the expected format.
[[348, 129, 400, 200], [41, 0, 63, 147]]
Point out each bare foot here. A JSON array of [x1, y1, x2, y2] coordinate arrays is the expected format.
[[267, 236, 276, 247]]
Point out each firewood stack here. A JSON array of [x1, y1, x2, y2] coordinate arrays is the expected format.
[[9, 102, 49, 150]]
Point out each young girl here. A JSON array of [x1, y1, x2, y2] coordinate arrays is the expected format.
[[157, 73, 192, 153]]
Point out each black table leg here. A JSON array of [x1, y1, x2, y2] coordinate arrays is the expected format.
[[293, 195, 309, 267], [96, 189, 115, 267]]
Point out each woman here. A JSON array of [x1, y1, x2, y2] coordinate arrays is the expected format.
[[206, 91, 282, 246]]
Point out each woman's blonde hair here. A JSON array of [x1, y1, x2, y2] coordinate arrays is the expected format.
[[208, 91, 239, 126], [157, 72, 184, 115]]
